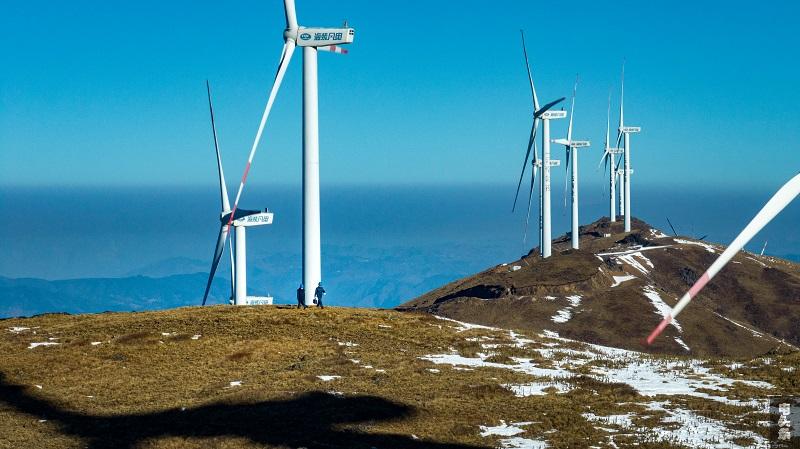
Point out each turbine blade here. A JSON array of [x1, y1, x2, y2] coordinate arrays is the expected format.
[[202, 224, 230, 305], [605, 89, 611, 149], [206, 81, 231, 213], [598, 148, 610, 170], [619, 60, 625, 129], [317, 44, 348, 54], [523, 157, 539, 245], [534, 97, 566, 119], [513, 119, 538, 212], [666, 217, 678, 236], [520, 30, 540, 111], [646, 172, 800, 344], [227, 40, 296, 230], [284, 0, 298, 29], [567, 75, 577, 142]]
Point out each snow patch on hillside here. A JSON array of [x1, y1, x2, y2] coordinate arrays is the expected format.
[[649, 228, 670, 239], [674, 238, 717, 253], [422, 317, 775, 448], [435, 315, 499, 332], [713, 312, 765, 338], [642, 286, 682, 332], [480, 420, 532, 437], [28, 342, 59, 349], [550, 295, 582, 323], [317, 375, 341, 381], [611, 274, 636, 287]]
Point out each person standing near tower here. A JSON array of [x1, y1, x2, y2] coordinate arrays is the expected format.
[[314, 282, 326, 309], [296, 284, 306, 309]]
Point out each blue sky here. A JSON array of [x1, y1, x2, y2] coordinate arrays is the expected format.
[[1, 0, 799, 190]]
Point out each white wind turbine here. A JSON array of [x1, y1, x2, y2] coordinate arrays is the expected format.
[[512, 31, 565, 258], [599, 90, 623, 222], [201, 81, 274, 306], [647, 172, 800, 345], [615, 62, 641, 232], [553, 75, 591, 249], [220, 0, 354, 306]]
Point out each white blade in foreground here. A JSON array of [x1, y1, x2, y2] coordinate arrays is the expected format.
[[227, 40, 296, 229], [646, 172, 800, 344]]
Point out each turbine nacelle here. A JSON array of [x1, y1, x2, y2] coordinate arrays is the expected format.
[[540, 110, 567, 120], [219, 209, 274, 227], [233, 211, 274, 227], [286, 27, 355, 47], [570, 140, 590, 148], [553, 139, 590, 148]]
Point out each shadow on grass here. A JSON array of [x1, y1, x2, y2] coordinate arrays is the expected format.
[[0, 372, 488, 449]]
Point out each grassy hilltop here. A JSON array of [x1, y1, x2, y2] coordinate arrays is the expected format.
[[401, 218, 800, 358], [1, 305, 798, 448]]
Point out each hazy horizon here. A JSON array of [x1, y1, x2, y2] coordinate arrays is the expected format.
[[3, 183, 798, 283]]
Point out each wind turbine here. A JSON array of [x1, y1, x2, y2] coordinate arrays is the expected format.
[[201, 82, 274, 306], [599, 90, 623, 222], [646, 172, 800, 345], [221, 0, 354, 306], [553, 75, 590, 249], [616, 61, 641, 232], [512, 30, 565, 258]]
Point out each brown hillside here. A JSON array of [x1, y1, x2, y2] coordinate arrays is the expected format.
[[3, 306, 797, 448], [398, 217, 800, 358]]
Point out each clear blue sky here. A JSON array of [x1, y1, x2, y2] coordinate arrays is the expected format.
[[1, 0, 799, 190]]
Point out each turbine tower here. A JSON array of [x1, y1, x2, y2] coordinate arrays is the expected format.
[[617, 161, 624, 217], [222, 0, 354, 306], [512, 30, 565, 258], [616, 62, 641, 232], [553, 76, 590, 249], [600, 91, 622, 222], [201, 82, 274, 306]]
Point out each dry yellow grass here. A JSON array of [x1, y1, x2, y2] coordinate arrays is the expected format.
[[0, 305, 793, 449]]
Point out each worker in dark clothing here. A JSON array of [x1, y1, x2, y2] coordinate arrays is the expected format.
[[296, 284, 306, 309], [314, 282, 326, 309]]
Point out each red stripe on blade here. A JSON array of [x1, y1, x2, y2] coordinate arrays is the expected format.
[[646, 315, 672, 345], [687, 272, 711, 299], [240, 162, 251, 184]]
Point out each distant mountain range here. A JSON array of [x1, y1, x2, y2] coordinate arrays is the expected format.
[[0, 245, 489, 318], [0, 273, 227, 318], [4, 233, 798, 321]]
